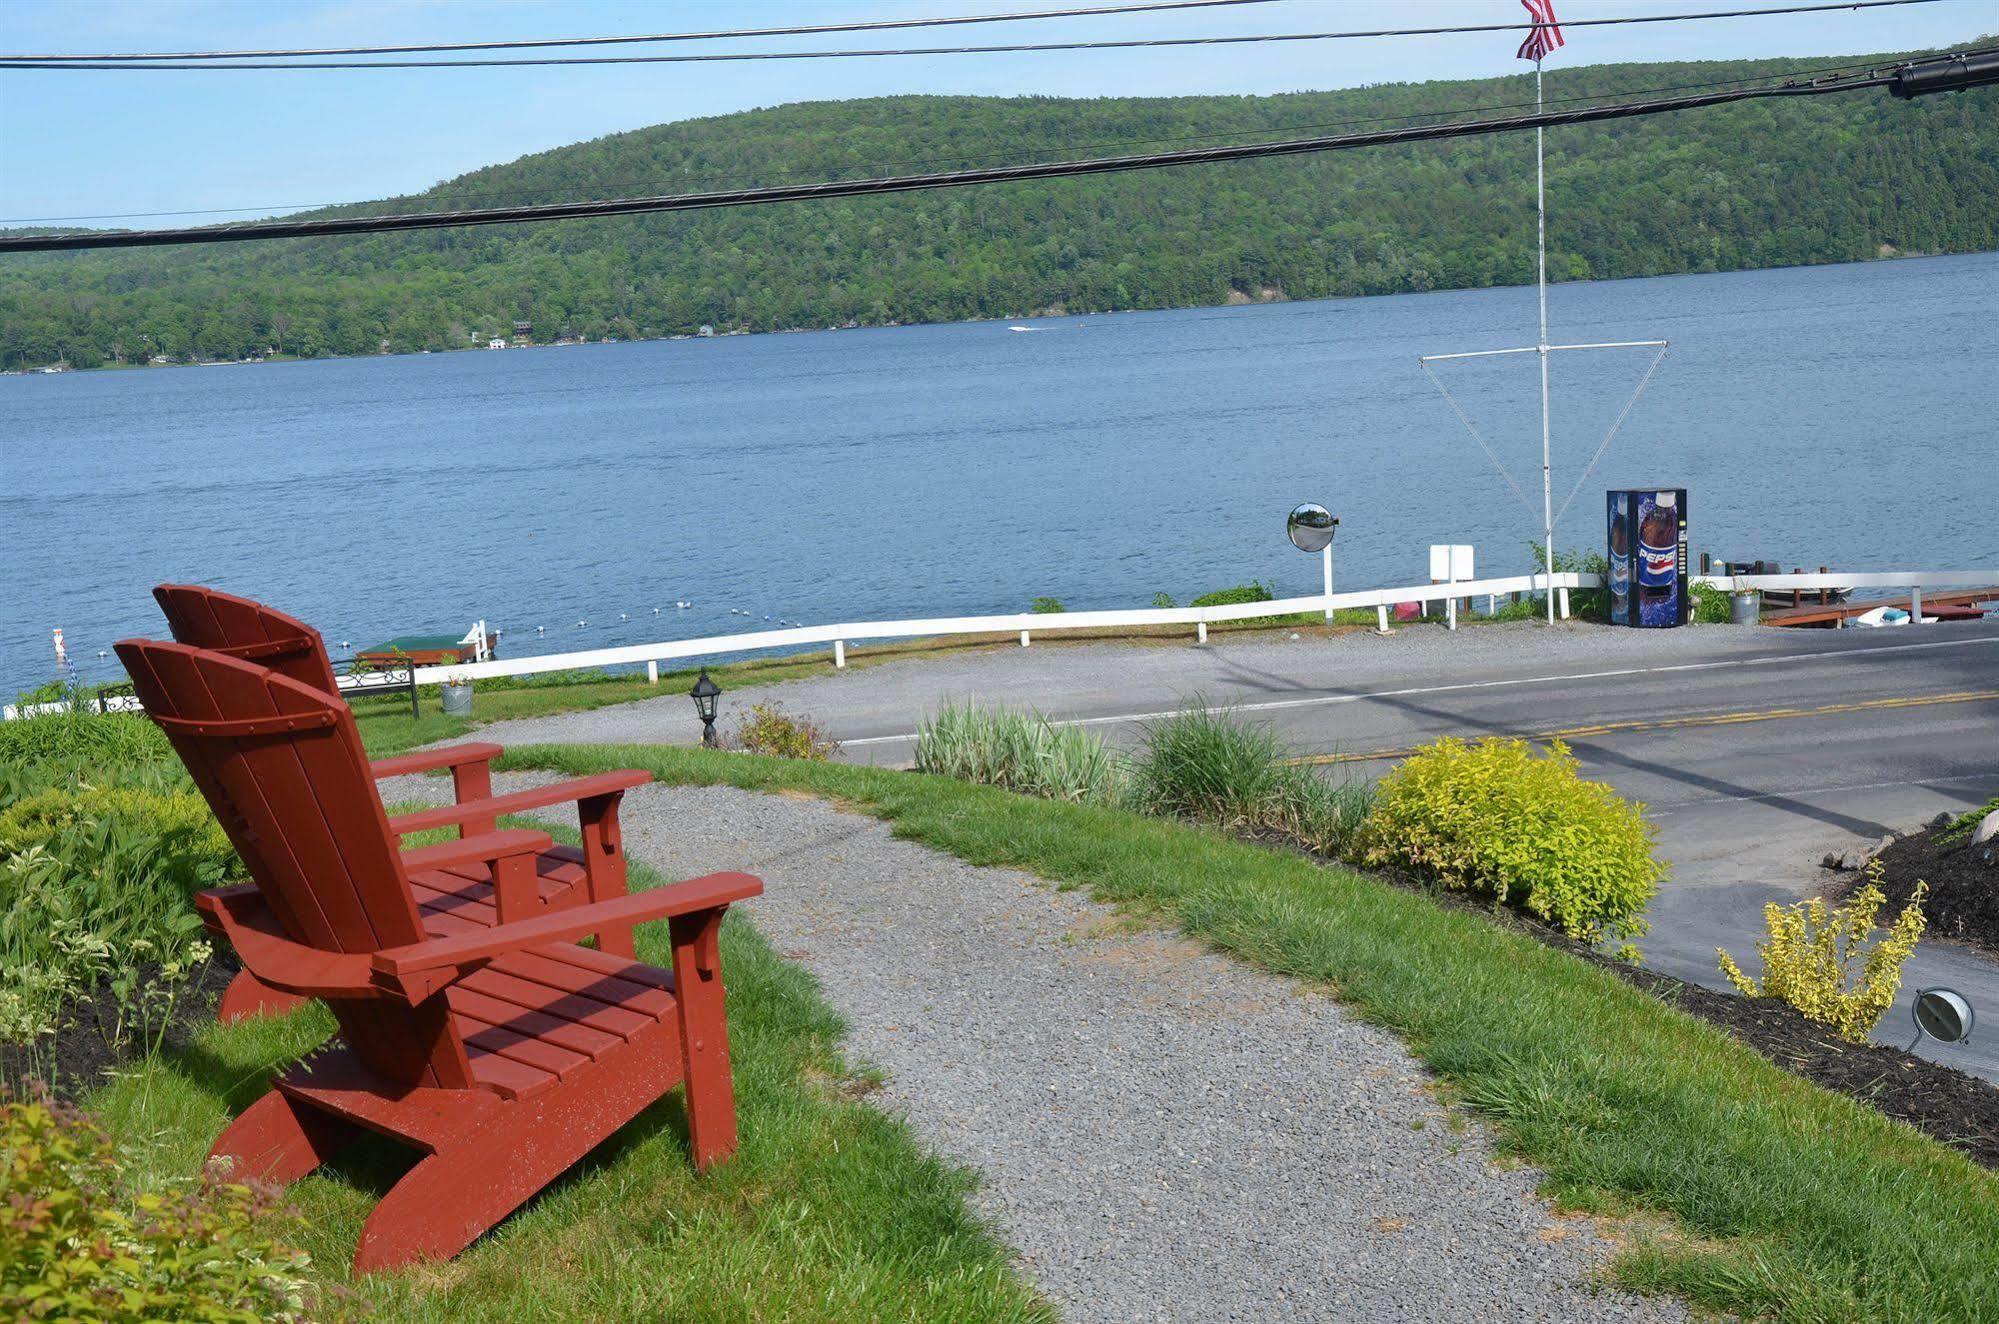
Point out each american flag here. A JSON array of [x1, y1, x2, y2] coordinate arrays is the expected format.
[[1517, 0, 1564, 62]]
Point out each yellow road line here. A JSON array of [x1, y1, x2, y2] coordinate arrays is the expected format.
[[1287, 689, 1999, 766]]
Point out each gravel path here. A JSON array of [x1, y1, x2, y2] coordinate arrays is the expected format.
[[386, 771, 1683, 1322]]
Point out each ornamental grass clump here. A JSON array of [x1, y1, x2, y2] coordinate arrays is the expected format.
[[915, 702, 1129, 804], [1358, 736, 1661, 949], [1717, 864, 1929, 1042], [1132, 708, 1373, 858]]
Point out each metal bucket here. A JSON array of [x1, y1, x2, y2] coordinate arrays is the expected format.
[[1731, 593, 1760, 625], [440, 682, 473, 716]]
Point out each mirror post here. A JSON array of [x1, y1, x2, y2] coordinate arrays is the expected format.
[[1322, 543, 1333, 622]]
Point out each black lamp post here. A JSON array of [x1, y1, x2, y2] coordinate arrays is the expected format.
[[689, 669, 721, 748]]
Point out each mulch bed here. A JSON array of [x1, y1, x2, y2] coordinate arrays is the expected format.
[[1586, 952, 1999, 1169], [1866, 809, 1999, 957], [1304, 847, 1999, 1170], [0, 955, 234, 1104]]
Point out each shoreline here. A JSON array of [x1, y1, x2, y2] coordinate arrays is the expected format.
[[2, 246, 1976, 378]]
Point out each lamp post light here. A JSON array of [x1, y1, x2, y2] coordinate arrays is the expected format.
[[1287, 503, 1338, 622], [689, 668, 721, 748]]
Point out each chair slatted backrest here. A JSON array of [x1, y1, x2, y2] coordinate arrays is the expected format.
[[117, 638, 473, 1090], [154, 584, 343, 695]]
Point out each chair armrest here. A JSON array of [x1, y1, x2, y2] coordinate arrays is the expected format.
[[372, 871, 762, 984], [386, 770, 652, 836], [195, 886, 386, 999], [368, 741, 503, 781], [400, 828, 551, 875]]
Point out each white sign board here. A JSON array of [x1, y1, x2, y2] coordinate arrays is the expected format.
[[1428, 545, 1474, 582]]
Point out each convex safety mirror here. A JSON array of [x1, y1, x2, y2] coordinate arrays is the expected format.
[[1287, 504, 1337, 554]]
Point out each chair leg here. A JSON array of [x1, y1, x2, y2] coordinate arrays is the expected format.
[[210, 1090, 356, 1186], [218, 969, 307, 1022], [670, 910, 739, 1169], [352, 1025, 684, 1273]]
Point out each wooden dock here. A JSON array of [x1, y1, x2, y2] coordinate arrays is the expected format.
[[1763, 587, 1999, 628]]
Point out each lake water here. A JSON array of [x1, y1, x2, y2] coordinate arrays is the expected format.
[[3, 252, 1994, 696]]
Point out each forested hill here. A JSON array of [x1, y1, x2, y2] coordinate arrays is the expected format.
[[3, 49, 1994, 369]]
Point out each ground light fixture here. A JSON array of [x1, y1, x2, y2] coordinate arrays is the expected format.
[[1907, 987, 1974, 1053], [689, 668, 721, 748], [1287, 503, 1338, 622]]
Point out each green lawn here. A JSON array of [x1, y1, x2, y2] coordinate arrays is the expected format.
[[91, 842, 1048, 1323], [487, 742, 1999, 1324]]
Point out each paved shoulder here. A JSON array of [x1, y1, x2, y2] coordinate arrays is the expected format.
[[400, 771, 1683, 1322]]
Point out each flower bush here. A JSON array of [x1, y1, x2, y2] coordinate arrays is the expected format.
[[734, 702, 840, 760], [1717, 866, 1928, 1042], [1358, 736, 1662, 949], [1, 1092, 318, 1322]]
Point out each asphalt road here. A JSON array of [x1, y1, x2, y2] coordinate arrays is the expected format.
[[476, 617, 1999, 1079]]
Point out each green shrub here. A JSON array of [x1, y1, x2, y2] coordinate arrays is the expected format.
[[1689, 582, 1732, 624], [1028, 596, 1066, 614], [0, 1092, 317, 1322], [1358, 737, 1661, 948], [0, 785, 235, 1045], [1938, 796, 1999, 844], [915, 703, 1128, 804], [733, 701, 840, 760], [1132, 709, 1372, 858], [1189, 582, 1274, 608], [0, 711, 175, 800]]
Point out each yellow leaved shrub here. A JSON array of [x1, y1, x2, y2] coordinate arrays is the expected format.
[[1357, 736, 1663, 949], [1717, 865, 1928, 1043]]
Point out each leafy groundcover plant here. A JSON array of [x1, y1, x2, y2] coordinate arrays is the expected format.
[[1359, 736, 1662, 952], [1, 1091, 320, 1322]]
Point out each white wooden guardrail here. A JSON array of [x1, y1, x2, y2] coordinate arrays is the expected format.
[[405, 570, 1593, 688], [8, 568, 1994, 718]]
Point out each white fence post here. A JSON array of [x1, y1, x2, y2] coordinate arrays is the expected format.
[[1446, 591, 1458, 631], [1376, 603, 1390, 633], [1196, 621, 1207, 644], [1558, 587, 1571, 620], [834, 639, 846, 668], [1911, 586, 1924, 623], [645, 660, 658, 685], [1020, 629, 1030, 648]]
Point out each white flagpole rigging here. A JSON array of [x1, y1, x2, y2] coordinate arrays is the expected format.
[[1418, 7, 1668, 627], [1535, 55, 1555, 624]]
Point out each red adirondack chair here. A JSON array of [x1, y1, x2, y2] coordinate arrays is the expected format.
[[117, 638, 762, 1271], [153, 583, 627, 1023]]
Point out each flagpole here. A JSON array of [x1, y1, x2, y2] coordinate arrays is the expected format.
[[1535, 55, 1555, 625]]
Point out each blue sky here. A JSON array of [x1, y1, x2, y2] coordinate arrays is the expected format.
[[3, 0, 1992, 225]]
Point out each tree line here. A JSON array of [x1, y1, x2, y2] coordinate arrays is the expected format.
[[1, 51, 1993, 370]]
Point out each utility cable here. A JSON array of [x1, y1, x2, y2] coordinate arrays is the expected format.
[[0, 1, 1293, 63], [5, 54, 1990, 254], [5, 55, 1914, 225], [0, 0, 1953, 70]]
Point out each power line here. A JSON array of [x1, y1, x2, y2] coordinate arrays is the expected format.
[[0, 0, 1956, 71], [4, 56, 1914, 226], [0, 0, 1294, 62], [12, 55, 1990, 256]]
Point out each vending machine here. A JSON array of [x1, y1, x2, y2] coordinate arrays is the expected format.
[[1606, 488, 1688, 627]]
